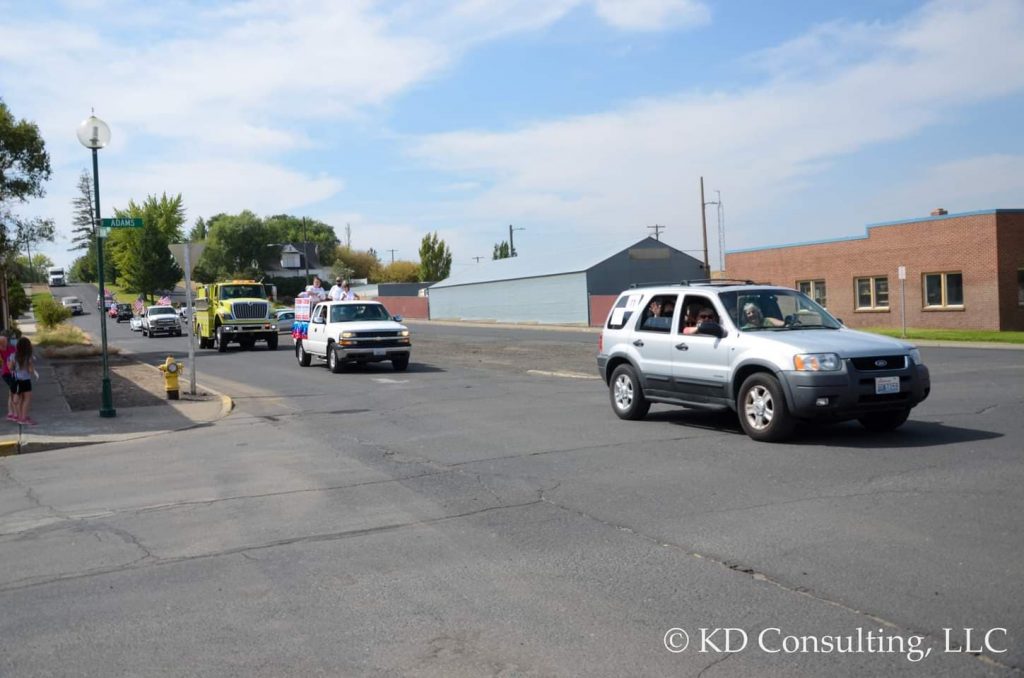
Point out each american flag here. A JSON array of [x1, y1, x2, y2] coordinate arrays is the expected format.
[[133, 299, 144, 315], [159, 295, 172, 306]]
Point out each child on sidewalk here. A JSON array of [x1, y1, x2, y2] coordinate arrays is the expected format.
[[0, 335, 15, 421], [8, 337, 39, 426]]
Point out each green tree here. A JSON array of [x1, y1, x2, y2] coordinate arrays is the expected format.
[[69, 170, 95, 251], [332, 245, 380, 281], [377, 260, 421, 283], [189, 216, 208, 241], [198, 211, 271, 278], [108, 194, 186, 299], [14, 217, 55, 282], [15, 253, 53, 282], [492, 240, 512, 260], [0, 99, 51, 328], [418, 232, 452, 282]]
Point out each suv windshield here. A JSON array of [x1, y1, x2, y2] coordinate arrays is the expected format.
[[719, 289, 841, 331], [329, 303, 391, 323], [220, 285, 266, 299]]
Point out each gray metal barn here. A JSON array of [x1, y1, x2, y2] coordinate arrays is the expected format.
[[429, 237, 705, 324]]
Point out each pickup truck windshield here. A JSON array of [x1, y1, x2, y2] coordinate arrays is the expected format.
[[330, 304, 391, 323], [148, 307, 176, 316]]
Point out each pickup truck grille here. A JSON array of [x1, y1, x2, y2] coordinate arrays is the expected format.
[[850, 355, 907, 371], [351, 331, 400, 338], [232, 301, 269, 319]]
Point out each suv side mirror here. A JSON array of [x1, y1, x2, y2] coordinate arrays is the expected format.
[[697, 321, 727, 339]]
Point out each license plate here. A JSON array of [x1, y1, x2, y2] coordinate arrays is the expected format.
[[875, 376, 900, 394], [373, 349, 386, 356]]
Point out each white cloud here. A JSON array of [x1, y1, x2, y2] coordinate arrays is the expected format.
[[593, 0, 710, 31], [889, 154, 1024, 209], [408, 0, 1024, 253]]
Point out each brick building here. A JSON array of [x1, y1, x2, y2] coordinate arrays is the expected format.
[[724, 209, 1024, 331]]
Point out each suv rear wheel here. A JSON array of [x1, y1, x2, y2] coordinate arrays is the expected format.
[[609, 364, 650, 420], [738, 373, 795, 442]]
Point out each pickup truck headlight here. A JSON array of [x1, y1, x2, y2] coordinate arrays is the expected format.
[[908, 348, 922, 366], [341, 331, 355, 338], [793, 353, 842, 371], [399, 330, 410, 337]]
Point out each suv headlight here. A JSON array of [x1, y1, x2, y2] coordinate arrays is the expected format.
[[908, 348, 922, 366], [793, 353, 842, 371]]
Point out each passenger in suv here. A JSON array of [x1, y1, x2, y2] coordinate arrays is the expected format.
[[597, 282, 931, 442]]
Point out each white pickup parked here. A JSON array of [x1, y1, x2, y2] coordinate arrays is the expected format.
[[295, 300, 411, 373]]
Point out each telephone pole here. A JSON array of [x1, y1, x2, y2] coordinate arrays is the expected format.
[[699, 177, 710, 274], [387, 249, 398, 263], [647, 224, 665, 241], [509, 224, 525, 257]]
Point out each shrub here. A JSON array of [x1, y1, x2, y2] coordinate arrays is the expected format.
[[34, 295, 72, 329]]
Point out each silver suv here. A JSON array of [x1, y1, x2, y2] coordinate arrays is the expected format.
[[597, 281, 931, 442]]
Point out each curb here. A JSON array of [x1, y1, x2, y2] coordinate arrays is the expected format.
[[0, 439, 18, 456]]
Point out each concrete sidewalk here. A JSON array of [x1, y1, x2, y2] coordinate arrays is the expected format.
[[0, 311, 233, 456]]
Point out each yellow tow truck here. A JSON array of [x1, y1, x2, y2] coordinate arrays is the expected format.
[[193, 280, 279, 352]]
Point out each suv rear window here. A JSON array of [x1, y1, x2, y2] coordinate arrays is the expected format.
[[606, 293, 643, 330]]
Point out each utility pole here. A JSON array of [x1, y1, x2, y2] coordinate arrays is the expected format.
[[387, 249, 398, 264], [699, 177, 710, 274], [647, 224, 665, 241], [472, 256, 484, 263], [509, 224, 525, 257], [704, 190, 723, 271], [302, 217, 309, 280]]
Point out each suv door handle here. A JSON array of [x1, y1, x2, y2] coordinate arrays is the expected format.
[[633, 339, 644, 347], [675, 343, 688, 351]]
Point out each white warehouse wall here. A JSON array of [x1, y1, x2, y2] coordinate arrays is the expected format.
[[429, 273, 589, 324]]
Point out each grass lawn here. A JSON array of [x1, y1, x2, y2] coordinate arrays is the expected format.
[[865, 328, 1024, 344]]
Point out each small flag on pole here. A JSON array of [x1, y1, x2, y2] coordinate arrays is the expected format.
[[159, 295, 172, 306], [133, 299, 144, 315]]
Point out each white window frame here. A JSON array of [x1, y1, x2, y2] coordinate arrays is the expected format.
[[923, 271, 964, 309], [796, 279, 827, 309], [854, 276, 889, 311]]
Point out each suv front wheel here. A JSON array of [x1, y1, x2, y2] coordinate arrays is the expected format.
[[609, 364, 650, 420], [738, 373, 795, 442]]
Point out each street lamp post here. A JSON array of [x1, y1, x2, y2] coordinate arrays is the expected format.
[[509, 224, 525, 257], [77, 114, 116, 418]]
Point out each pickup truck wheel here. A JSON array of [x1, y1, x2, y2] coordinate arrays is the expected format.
[[216, 326, 227, 353], [328, 345, 344, 373], [266, 334, 278, 351], [738, 373, 795, 442], [858, 408, 910, 432], [609, 364, 650, 420], [392, 355, 409, 371], [296, 341, 311, 367]]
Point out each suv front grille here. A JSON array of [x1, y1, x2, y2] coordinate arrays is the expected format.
[[232, 301, 269, 319], [850, 355, 907, 371]]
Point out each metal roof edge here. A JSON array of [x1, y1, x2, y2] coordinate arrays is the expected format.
[[726, 208, 1023, 255]]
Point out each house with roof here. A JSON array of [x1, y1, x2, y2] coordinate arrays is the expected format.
[[428, 237, 705, 325], [263, 243, 328, 280]]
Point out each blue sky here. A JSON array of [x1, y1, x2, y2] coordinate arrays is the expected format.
[[3, 0, 1022, 276]]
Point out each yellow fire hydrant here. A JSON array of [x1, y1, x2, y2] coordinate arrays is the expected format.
[[158, 355, 183, 400]]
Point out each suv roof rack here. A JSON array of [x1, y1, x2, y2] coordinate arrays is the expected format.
[[681, 278, 760, 286]]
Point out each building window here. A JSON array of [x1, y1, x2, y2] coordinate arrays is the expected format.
[[923, 272, 964, 309], [855, 276, 889, 310], [797, 280, 827, 308]]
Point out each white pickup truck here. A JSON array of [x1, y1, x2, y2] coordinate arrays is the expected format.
[[295, 300, 411, 372]]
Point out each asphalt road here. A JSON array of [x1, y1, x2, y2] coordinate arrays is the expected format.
[[2, 283, 1022, 676]]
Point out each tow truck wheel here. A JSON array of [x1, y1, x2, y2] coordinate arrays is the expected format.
[[216, 326, 227, 353], [296, 341, 311, 367], [266, 334, 278, 351]]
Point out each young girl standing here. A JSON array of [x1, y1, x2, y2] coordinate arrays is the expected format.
[[9, 337, 38, 426]]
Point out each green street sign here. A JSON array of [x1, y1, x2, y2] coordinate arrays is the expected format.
[[101, 218, 144, 228]]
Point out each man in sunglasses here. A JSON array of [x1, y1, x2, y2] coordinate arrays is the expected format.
[[682, 306, 718, 335]]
